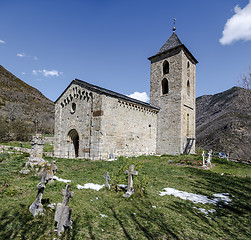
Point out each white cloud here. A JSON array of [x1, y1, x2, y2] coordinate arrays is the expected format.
[[32, 69, 63, 77], [220, 1, 251, 45], [17, 53, 26, 57], [127, 91, 150, 102], [0, 40, 6, 44]]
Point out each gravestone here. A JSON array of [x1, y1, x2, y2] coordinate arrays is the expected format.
[[103, 171, 111, 189], [38, 160, 58, 184], [29, 161, 58, 216], [29, 181, 46, 216], [123, 164, 138, 198], [207, 149, 213, 167], [202, 151, 206, 167], [25, 134, 46, 168], [55, 184, 74, 236]]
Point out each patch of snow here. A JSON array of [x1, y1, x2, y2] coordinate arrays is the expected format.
[[159, 188, 233, 205], [194, 207, 216, 215], [96, 197, 99, 200], [101, 229, 104, 232], [77, 183, 104, 191], [118, 184, 127, 189], [152, 206, 157, 208], [100, 214, 108, 218], [213, 193, 232, 204], [107, 158, 117, 161], [53, 176, 71, 183]]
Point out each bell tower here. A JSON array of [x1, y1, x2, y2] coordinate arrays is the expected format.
[[148, 27, 198, 155]]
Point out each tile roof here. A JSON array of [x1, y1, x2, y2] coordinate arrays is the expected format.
[[157, 32, 183, 54], [56, 79, 159, 111]]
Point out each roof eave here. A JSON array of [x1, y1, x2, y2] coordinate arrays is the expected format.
[[148, 44, 198, 64]]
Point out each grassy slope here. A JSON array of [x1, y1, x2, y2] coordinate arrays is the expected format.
[[0, 153, 250, 240]]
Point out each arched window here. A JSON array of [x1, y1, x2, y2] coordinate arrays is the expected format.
[[187, 80, 190, 96], [162, 78, 169, 95], [187, 61, 190, 68], [163, 61, 169, 75]]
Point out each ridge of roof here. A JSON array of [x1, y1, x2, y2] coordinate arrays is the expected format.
[[55, 79, 159, 111]]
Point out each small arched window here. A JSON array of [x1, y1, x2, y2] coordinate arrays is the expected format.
[[187, 80, 190, 96], [187, 113, 190, 136], [163, 61, 169, 75], [162, 78, 169, 95], [187, 61, 190, 68]]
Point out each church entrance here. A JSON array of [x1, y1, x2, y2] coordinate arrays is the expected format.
[[68, 129, 79, 158]]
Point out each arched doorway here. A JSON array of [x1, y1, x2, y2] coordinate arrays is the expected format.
[[68, 129, 79, 158]]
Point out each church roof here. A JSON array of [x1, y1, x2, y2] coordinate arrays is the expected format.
[[157, 32, 183, 54], [148, 32, 198, 64], [55, 79, 159, 111]]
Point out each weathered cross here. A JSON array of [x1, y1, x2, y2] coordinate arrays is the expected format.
[[55, 184, 74, 236], [202, 151, 206, 167], [123, 164, 138, 198], [29, 182, 45, 217], [207, 149, 213, 167], [103, 171, 111, 189]]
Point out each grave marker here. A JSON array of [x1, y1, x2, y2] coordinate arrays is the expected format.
[[55, 184, 74, 236], [123, 164, 138, 198], [103, 171, 111, 189]]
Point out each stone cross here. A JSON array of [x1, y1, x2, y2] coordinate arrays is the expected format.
[[47, 161, 58, 183], [202, 151, 206, 167], [123, 164, 138, 198], [29, 182, 45, 217], [25, 134, 46, 168], [207, 150, 213, 167], [55, 184, 74, 236], [103, 171, 111, 189]]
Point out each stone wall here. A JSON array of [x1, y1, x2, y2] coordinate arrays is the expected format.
[[150, 47, 196, 155], [54, 83, 158, 160], [99, 96, 158, 159], [150, 48, 183, 155], [181, 51, 196, 153]]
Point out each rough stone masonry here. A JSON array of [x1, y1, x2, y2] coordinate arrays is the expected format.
[[54, 29, 198, 160]]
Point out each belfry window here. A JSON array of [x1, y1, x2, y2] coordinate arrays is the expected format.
[[163, 61, 169, 75], [187, 80, 190, 96], [162, 78, 169, 95], [187, 61, 190, 68]]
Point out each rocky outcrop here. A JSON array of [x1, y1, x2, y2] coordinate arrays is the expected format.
[[0, 65, 54, 135], [196, 87, 251, 160]]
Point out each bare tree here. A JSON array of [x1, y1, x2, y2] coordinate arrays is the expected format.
[[238, 66, 251, 90]]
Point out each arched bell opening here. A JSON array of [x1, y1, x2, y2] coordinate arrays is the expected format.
[[68, 129, 79, 158]]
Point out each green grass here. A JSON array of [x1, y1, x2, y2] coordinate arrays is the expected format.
[[0, 141, 31, 149], [0, 141, 53, 152], [0, 153, 250, 239]]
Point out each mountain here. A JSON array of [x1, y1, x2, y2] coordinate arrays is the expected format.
[[196, 87, 251, 160], [0, 65, 54, 137]]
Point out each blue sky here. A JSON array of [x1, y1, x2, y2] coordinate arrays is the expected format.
[[0, 0, 251, 102]]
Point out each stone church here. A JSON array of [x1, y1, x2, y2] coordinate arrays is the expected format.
[[54, 30, 198, 160]]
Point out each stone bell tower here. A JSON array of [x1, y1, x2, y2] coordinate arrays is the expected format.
[[148, 27, 198, 155]]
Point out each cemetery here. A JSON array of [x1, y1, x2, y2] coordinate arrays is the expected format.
[[0, 140, 250, 239]]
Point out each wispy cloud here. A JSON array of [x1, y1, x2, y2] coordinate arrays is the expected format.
[[220, 0, 251, 45], [17, 53, 26, 57], [0, 40, 6, 44], [32, 69, 63, 77], [17, 52, 38, 61], [127, 91, 149, 102]]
